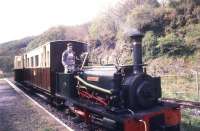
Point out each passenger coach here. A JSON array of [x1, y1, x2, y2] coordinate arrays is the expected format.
[[14, 40, 87, 98]]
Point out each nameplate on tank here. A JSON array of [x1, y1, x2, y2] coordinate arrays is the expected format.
[[87, 76, 99, 82]]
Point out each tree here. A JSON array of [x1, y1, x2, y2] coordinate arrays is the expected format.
[[125, 4, 156, 30], [157, 33, 190, 56], [142, 31, 158, 59]]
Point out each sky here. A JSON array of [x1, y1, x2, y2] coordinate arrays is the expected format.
[[0, 0, 120, 43]]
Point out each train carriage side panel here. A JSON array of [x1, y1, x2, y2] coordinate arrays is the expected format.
[[22, 43, 51, 94], [14, 56, 24, 82]]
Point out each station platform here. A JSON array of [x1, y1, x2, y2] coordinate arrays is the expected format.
[[0, 79, 71, 131]]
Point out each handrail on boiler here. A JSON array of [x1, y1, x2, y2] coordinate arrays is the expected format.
[[75, 76, 112, 95]]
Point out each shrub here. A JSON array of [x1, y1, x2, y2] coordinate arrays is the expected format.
[[142, 31, 158, 59], [158, 33, 195, 56], [184, 24, 200, 44]]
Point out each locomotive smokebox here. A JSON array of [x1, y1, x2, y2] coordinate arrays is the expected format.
[[128, 29, 144, 74]]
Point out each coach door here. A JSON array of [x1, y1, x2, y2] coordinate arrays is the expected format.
[[41, 46, 48, 90]]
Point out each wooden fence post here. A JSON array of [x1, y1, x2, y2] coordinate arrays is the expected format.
[[175, 75, 178, 97], [195, 71, 199, 101]]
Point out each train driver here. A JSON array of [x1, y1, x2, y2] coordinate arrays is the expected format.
[[62, 43, 75, 73]]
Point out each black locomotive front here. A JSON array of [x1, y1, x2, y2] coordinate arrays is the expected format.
[[81, 65, 161, 110]]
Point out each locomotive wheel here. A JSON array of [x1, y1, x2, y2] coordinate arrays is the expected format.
[[50, 97, 65, 109]]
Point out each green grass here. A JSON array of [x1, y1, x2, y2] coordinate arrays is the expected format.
[[181, 109, 200, 131], [161, 75, 200, 131], [24, 101, 33, 108], [161, 75, 200, 101], [42, 128, 54, 131]]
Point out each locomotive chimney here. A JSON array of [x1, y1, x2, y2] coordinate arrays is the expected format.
[[128, 29, 144, 74]]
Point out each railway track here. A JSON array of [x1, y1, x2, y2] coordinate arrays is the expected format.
[[8, 79, 200, 131], [162, 98, 200, 109]]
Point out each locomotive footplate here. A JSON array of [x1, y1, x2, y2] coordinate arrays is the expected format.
[[68, 98, 181, 131]]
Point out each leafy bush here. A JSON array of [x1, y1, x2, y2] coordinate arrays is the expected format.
[[142, 31, 158, 59], [184, 24, 200, 44], [158, 33, 195, 56]]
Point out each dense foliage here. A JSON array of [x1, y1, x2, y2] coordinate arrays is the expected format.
[[88, 0, 200, 65]]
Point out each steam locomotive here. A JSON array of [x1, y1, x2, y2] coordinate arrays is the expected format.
[[14, 30, 181, 131]]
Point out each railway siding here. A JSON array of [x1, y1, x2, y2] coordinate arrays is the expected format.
[[0, 79, 70, 131]]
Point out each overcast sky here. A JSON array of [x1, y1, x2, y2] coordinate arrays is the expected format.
[[0, 0, 120, 43]]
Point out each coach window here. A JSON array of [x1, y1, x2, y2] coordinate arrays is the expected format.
[[47, 51, 50, 67], [41, 53, 44, 67], [31, 57, 34, 67], [27, 58, 29, 67], [17, 61, 21, 68], [23, 56, 25, 68], [35, 55, 39, 67], [25, 55, 27, 68], [43, 46, 46, 67]]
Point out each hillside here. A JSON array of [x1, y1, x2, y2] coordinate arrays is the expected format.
[[88, 0, 200, 75], [0, 25, 89, 72], [0, 37, 34, 72], [26, 25, 89, 50], [0, 37, 34, 56], [1, 0, 200, 75]]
